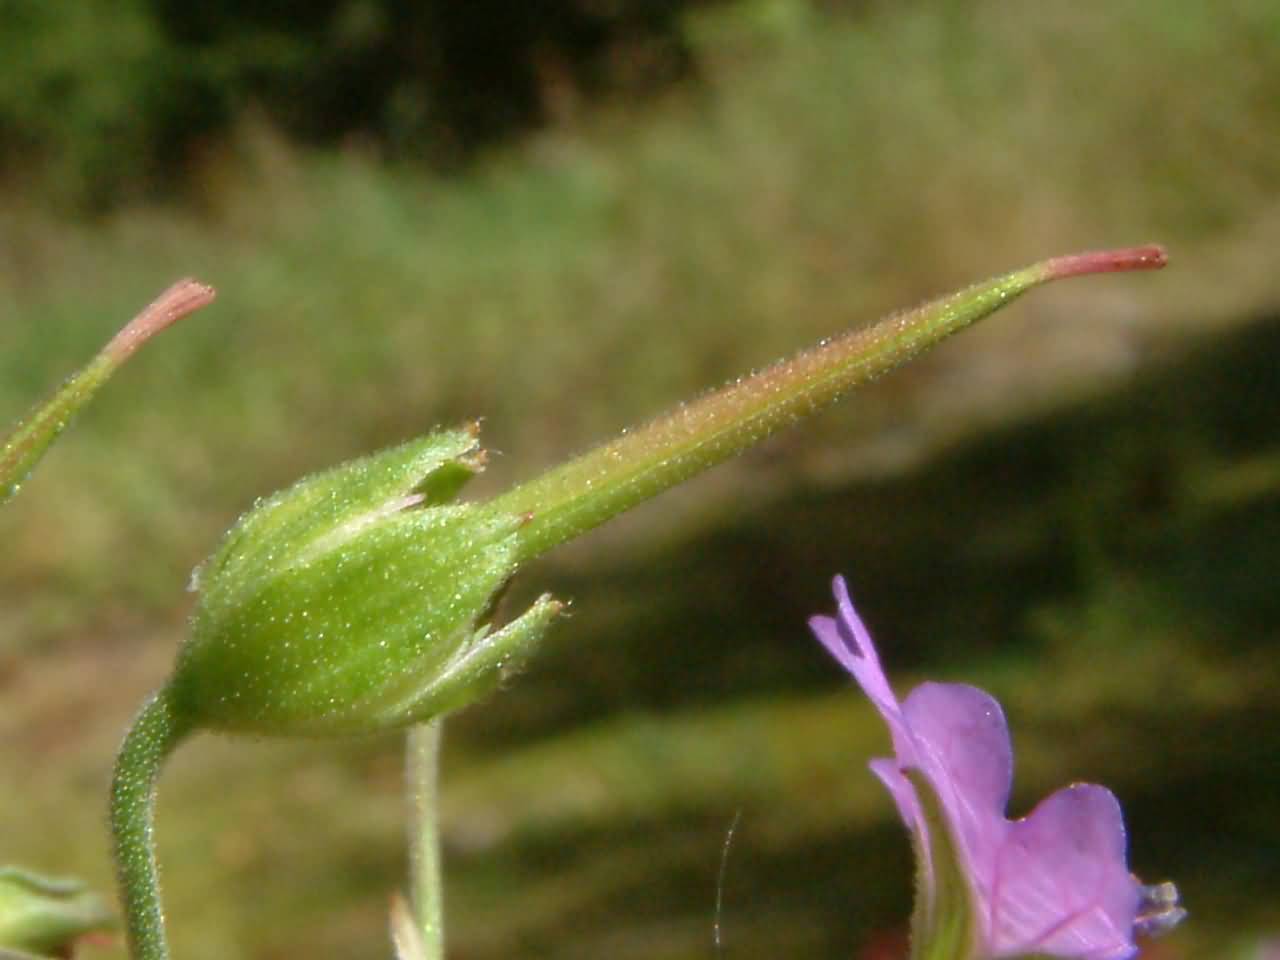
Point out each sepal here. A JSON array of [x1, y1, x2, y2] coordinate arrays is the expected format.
[[170, 429, 561, 737], [906, 771, 980, 960]]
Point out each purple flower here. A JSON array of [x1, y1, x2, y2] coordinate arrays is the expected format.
[[809, 576, 1183, 960]]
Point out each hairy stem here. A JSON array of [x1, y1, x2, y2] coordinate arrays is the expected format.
[[406, 721, 445, 960], [110, 689, 191, 960]]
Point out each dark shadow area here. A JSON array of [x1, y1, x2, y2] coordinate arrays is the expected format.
[[462, 312, 1280, 748], [0, 0, 722, 208], [419, 311, 1280, 955], [451, 814, 913, 958]]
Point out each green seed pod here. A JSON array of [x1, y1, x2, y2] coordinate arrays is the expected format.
[[168, 425, 561, 738]]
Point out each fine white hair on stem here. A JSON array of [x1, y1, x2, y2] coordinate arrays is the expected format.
[[714, 809, 743, 955]]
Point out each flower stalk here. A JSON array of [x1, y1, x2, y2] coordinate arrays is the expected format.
[[109, 691, 192, 960], [406, 722, 446, 960]]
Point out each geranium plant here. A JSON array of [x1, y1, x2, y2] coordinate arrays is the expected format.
[[0, 248, 1178, 960]]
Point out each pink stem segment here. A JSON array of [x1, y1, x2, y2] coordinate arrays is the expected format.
[[105, 279, 217, 364], [1042, 245, 1167, 281]]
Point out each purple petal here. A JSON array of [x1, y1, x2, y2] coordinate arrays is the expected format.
[[988, 784, 1140, 959], [900, 683, 1014, 915], [869, 757, 933, 882], [808, 613, 862, 675], [809, 576, 1168, 959], [809, 576, 916, 764]]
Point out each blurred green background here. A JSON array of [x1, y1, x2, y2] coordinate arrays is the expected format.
[[2, 0, 1279, 957]]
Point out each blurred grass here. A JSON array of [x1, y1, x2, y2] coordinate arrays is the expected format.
[[1, 0, 1279, 957], [1, 0, 1276, 633]]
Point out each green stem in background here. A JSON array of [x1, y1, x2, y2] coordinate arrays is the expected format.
[[406, 722, 445, 960], [488, 246, 1167, 560], [110, 691, 192, 960], [0, 279, 215, 507]]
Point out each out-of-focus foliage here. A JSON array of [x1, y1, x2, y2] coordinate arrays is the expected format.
[[0, 0, 708, 209], [1, 0, 1279, 957], [0, 0, 173, 208]]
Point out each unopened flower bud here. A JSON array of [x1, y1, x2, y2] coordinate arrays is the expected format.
[[0, 866, 114, 958], [167, 426, 561, 738]]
